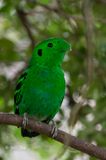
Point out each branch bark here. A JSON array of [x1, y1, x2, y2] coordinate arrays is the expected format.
[[0, 113, 106, 159]]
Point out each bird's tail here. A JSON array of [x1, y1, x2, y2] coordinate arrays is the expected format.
[[21, 128, 39, 137]]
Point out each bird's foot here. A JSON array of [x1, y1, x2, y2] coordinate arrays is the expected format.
[[22, 113, 28, 129], [50, 120, 58, 138]]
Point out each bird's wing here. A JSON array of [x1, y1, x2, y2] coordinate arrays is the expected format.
[[14, 69, 28, 114]]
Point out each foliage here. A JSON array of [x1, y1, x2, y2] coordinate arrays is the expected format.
[[0, 0, 106, 160]]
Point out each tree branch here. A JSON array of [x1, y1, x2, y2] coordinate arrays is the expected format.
[[82, 0, 95, 84], [0, 113, 106, 159]]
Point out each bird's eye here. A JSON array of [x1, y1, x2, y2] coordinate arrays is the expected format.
[[47, 43, 53, 47], [38, 49, 42, 56]]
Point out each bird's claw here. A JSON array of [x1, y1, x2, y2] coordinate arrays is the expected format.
[[50, 120, 58, 138], [22, 113, 28, 129]]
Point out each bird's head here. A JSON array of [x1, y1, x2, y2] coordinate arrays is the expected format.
[[30, 38, 71, 68]]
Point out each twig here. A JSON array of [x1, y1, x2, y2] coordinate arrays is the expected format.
[[16, 7, 35, 50], [36, 2, 59, 13], [97, 0, 106, 3], [0, 113, 106, 159]]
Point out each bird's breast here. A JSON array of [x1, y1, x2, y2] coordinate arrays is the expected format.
[[25, 67, 65, 104]]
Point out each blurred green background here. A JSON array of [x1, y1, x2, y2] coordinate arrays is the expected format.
[[0, 0, 106, 160]]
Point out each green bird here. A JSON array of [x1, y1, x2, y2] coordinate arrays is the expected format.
[[14, 38, 71, 137]]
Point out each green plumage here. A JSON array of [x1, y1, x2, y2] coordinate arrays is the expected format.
[[14, 38, 71, 137]]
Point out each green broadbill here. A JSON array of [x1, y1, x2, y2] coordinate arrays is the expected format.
[[14, 38, 71, 137]]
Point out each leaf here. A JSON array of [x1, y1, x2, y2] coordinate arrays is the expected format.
[[0, 38, 19, 62]]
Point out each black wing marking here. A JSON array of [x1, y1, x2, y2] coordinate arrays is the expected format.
[[14, 69, 28, 114]]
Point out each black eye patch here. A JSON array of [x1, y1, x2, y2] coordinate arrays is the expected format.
[[38, 49, 42, 56], [47, 43, 53, 47]]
